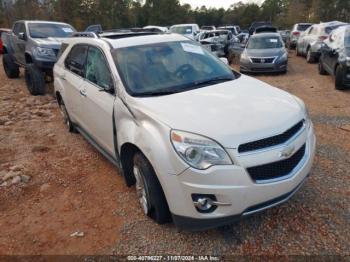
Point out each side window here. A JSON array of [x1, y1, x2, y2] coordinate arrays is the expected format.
[[13, 23, 20, 35], [65, 45, 88, 77], [13, 23, 27, 39], [85, 47, 113, 90]]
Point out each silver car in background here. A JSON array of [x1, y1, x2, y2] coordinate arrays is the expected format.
[[240, 33, 288, 74], [199, 30, 239, 57], [287, 23, 313, 49], [296, 21, 348, 63]]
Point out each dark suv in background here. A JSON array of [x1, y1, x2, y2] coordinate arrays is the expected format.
[[319, 25, 350, 90]]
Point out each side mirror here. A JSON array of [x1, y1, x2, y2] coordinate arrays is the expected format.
[[18, 32, 26, 41], [99, 81, 115, 94], [220, 57, 229, 65]]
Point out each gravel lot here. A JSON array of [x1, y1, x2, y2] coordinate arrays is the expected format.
[[0, 51, 349, 256]]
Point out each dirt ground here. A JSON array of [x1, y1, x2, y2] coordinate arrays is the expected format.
[[0, 51, 349, 256]]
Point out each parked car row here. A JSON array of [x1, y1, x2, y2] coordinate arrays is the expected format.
[[286, 20, 350, 90], [1, 19, 316, 231]]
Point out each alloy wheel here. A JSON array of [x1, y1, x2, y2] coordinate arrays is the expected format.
[[133, 165, 149, 215]]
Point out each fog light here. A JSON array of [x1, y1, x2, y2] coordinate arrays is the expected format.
[[192, 194, 217, 213]]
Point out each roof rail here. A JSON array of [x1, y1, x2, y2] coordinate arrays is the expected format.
[[71, 32, 99, 38]]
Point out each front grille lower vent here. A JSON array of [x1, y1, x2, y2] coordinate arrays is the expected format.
[[247, 144, 306, 182], [238, 121, 304, 154]]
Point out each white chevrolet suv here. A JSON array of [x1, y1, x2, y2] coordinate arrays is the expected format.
[[54, 30, 316, 231]]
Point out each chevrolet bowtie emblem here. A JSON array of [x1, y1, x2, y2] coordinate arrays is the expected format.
[[280, 145, 295, 158]]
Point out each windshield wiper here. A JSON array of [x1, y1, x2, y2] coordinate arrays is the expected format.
[[133, 76, 235, 97], [192, 76, 234, 87], [134, 90, 182, 97]]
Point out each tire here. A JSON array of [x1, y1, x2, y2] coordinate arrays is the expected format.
[[3, 54, 19, 78], [133, 152, 171, 224], [335, 66, 346, 90], [296, 45, 301, 56], [25, 64, 46, 96], [306, 49, 315, 63], [59, 101, 77, 133], [318, 60, 327, 75]]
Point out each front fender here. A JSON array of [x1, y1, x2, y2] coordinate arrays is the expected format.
[[115, 97, 188, 179]]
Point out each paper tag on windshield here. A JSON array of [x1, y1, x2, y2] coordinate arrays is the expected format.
[[62, 27, 73, 33], [269, 39, 278, 43], [181, 43, 204, 55]]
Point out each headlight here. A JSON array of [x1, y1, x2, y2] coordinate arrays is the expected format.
[[34, 47, 56, 58], [170, 130, 232, 170], [240, 51, 249, 61], [279, 52, 288, 61]]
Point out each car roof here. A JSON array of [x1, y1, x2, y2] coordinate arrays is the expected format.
[[296, 23, 313, 25], [171, 24, 197, 27], [16, 20, 71, 25], [204, 30, 229, 33], [65, 33, 189, 49], [251, 32, 281, 38]]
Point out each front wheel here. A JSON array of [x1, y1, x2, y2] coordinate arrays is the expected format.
[[133, 153, 171, 224], [25, 64, 46, 95]]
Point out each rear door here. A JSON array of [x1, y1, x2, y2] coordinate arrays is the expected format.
[[63, 44, 88, 123], [79, 45, 116, 156]]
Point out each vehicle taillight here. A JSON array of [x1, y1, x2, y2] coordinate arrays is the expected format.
[[318, 36, 328, 41], [293, 32, 300, 36]]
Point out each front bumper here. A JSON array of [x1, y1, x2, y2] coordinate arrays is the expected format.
[[165, 123, 316, 231], [240, 58, 287, 73]]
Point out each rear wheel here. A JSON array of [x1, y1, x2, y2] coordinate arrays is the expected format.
[[306, 49, 315, 63], [335, 66, 346, 90], [296, 45, 301, 56], [133, 152, 171, 224], [3, 54, 19, 78], [318, 60, 327, 75]]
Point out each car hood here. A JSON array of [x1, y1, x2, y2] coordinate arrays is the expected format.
[[245, 48, 285, 57], [130, 75, 304, 148], [33, 37, 66, 49]]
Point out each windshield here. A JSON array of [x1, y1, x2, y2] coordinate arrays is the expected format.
[[325, 24, 346, 35], [28, 23, 75, 38], [297, 24, 312, 31], [247, 36, 283, 49], [171, 26, 192, 34], [112, 41, 235, 97]]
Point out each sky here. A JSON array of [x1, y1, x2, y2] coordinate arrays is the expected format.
[[179, 0, 263, 9]]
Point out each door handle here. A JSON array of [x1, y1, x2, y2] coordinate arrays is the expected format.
[[80, 89, 87, 97]]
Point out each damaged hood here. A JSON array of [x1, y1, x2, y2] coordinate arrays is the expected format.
[[130, 74, 304, 148]]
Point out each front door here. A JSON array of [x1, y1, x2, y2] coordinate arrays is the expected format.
[[80, 46, 116, 157]]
